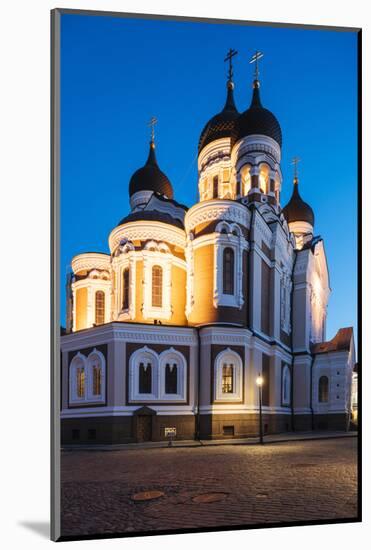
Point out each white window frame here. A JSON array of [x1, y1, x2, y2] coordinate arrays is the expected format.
[[129, 346, 159, 402], [69, 353, 87, 404], [214, 348, 243, 402], [142, 248, 172, 320], [213, 222, 246, 309], [159, 348, 187, 401], [86, 349, 106, 403], [69, 349, 106, 405], [112, 242, 136, 321]]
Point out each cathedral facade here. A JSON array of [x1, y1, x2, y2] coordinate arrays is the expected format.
[[60, 60, 355, 444]]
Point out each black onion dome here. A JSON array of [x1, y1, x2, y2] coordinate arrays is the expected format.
[[231, 81, 282, 147], [282, 179, 314, 226], [198, 82, 239, 153], [128, 141, 173, 199]]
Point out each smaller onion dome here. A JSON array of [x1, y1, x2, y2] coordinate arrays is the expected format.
[[128, 141, 173, 199], [232, 80, 282, 147], [282, 177, 314, 226], [198, 80, 239, 153]]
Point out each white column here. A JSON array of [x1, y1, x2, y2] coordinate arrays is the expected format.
[[87, 285, 94, 327], [249, 245, 262, 332]]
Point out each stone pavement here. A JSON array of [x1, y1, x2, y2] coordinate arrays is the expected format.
[[60, 437, 358, 538], [62, 430, 356, 452]]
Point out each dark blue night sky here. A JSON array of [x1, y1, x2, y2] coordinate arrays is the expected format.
[[60, 13, 358, 343]]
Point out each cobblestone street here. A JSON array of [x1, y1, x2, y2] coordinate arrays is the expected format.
[[61, 437, 358, 537]]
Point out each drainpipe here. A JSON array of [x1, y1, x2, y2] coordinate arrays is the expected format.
[[289, 252, 298, 432], [309, 353, 315, 430], [195, 327, 201, 440]]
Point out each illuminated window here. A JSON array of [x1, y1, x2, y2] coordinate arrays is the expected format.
[[76, 367, 85, 398], [139, 362, 152, 394], [223, 247, 234, 295], [93, 365, 102, 396], [95, 291, 105, 325], [222, 364, 234, 393], [152, 265, 163, 307], [259, 164, 270, 194], [122, 268, 129, 309], [213, 175, 218, 198], [241, 164, 251, 195], [165, 363, 178, 394], [319, 376, 329, 403], [201, 177, 208, 200], [223, 169, 230, 183]]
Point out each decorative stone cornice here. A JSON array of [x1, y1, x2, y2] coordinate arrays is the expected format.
[[231, 134, 281, 165], [185, 199, 250, 232], [200, 331, 251, 346], [109, 221, 186, 252], [71, 253, 111, 275], [198, 137, 231, 171]]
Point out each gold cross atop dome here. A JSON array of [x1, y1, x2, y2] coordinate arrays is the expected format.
[[249, 50, 264, 80], [224, 48, 238, 81], [291, 156, 301, 180], [148, 116, 158, 143]]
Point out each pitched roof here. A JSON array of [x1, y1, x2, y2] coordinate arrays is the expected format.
[[311, 327, 353, 354]]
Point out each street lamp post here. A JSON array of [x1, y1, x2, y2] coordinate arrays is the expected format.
[[256, 374, 264, 445]]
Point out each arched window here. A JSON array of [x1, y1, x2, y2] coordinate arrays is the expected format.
[[318, 376, 329, 403], [222, 364, 234, 393], [70, 350, 106, 404], [87, 349, 106, 402], [93, 365, 101, 396], [259, 163, 270, 194], [122, 268, 129, 310], [213, 175, 219, 198], [129, 347, 158, 400], [139, 362, 152, 394], [282, 365, 291, 405], [223, 247, 234, 295], [152, 265, 163, 307], [69, 353, 87, 403], [241, 164, 251, 195], [214, 349, 243, 402], [95, 291, 105, 325], [165, 363, 178, 394], [76, 367, 85, 398], [159, 349, 187, 400]]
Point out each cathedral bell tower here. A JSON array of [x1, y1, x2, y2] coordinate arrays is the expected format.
[[230, 51, 282, 207], [185, 50, 249, 326]]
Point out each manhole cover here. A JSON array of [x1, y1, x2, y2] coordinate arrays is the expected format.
[[192, 492, 228, 504], [131, 490, 165, 501]]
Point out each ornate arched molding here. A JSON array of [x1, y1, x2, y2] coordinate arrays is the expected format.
[[185, 200, 250, 232]]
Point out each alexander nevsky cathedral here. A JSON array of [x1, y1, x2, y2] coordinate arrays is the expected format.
[[60, 52, 355, 444]]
